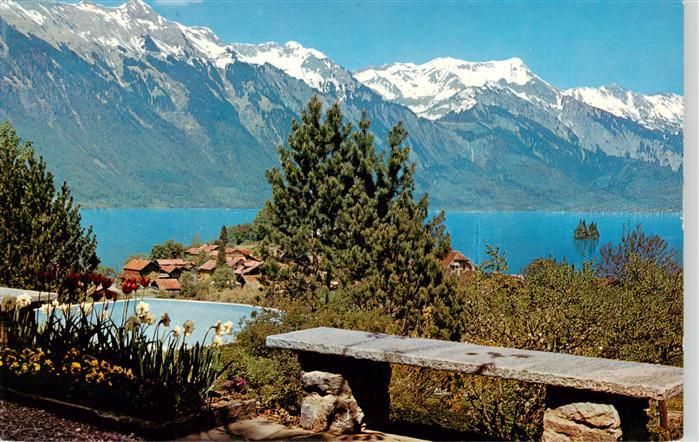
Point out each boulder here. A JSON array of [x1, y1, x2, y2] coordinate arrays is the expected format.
[[299, 393, 336, 432], [543, 403, 622, 441], [298, 371, 365, 434], [328, 396, 364, 434], [301, 371, 347, 395]]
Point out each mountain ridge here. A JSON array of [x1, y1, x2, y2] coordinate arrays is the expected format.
[[0, 0, 683, 210]]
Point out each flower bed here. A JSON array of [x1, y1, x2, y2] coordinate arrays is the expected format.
[[0, 276, 238, 426]]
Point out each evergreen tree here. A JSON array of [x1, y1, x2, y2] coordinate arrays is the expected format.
[[573, 219, 588, 240], [479, 244, 509, 273], [216, 247, 227, 268], [262, 98, 456, 336], [219, 225, 229, 246], [0, 122, 98, 293]]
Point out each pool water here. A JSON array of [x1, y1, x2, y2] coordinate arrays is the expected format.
[[36, 298, 265, 345]]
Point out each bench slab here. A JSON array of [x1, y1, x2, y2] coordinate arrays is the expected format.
[[266, 327, 682, 401]]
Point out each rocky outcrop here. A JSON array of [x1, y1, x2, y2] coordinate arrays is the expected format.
[[298, 371, 364, 434], [542, 402, 622, 441]]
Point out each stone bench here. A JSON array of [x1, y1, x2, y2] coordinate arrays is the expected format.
[[266, 327, 683, 440]]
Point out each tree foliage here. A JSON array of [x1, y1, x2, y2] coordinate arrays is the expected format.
[[573, 219, 600, 240], [598, 224, 680, 280], [261, 98, 454, 336], [227, 223, 264, 245], [479, 245, 509, 273], [150, 239, 186, 260], [0, 122, 98, 293]]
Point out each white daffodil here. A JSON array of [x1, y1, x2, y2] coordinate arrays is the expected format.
[[58, 303, 71, 314], [160, 313, 171, 327], [213, 320, 223, 336], [125, 315, 139, 332], [222, 321, 234, 336], [213, 334, 223, 347], [183, 320, 195, 336], [145, 312, 156, 325], [16, 293, 32, 309], [172, 325, 182, 337], [135, 301, 150, 318], [1, 296, 16, 312], [51, 300, 59, 307]]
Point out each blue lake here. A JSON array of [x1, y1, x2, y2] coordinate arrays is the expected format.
[[82, 209, 683, 273]]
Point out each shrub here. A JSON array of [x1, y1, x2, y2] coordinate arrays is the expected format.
[[598, 224, 680, 280], [212, 266, 236, 289]]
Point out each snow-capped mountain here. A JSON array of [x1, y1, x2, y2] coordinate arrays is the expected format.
[[356, 58, 683, 132], [0, 0, 353, 92], [562, 85, 683, 132], [0, 0, 683, 210], [355, 57, 540, 119], [230, 41, 357, 96]]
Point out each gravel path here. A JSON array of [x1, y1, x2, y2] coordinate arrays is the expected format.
[[0, 399, 140, 441]]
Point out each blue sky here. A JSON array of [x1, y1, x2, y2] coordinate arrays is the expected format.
[[127, 0, 683, 94]]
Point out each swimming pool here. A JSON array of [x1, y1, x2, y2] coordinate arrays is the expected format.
[[36, 298, 266, 345]]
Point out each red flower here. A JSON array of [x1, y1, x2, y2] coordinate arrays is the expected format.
[[102, 277, 114, 289], [121, 279, 139, 295], [139, 277, 150, 288], [103, 289, 118, 301]]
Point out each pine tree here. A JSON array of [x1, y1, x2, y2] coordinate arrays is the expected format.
[[262, 98, 456, 336], [219, 225, 229, 246], [216, 247, 227, 268], [574, 219, 588, 240], [0, 122, 98, 294]]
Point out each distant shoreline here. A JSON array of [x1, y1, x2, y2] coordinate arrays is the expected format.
[[79, 207, 684, 215]]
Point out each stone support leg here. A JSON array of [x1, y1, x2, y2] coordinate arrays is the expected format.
[[545, 386, 650, 441], [298, 351, 392, 430]]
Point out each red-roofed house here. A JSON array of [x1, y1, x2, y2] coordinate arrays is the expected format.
[[155, 278, 181, 293], [226, 256, 245, 268], [197, 259, 217, 281], [186, 245, 205, 256], [439, 250, 476, 276], [122, 259, 159, 280]]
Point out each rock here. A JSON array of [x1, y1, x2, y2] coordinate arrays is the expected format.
[[225, 399, 257, 422], [328, 396, 364, 434], [301, 371, 347, 395], [298, 372, 366, 434], [543, 403, 622, 442], [299, 393, 336, 432]]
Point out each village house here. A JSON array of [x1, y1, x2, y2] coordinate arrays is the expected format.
[[155, 278, 180, 294], [154, 258, 193, 279], [439, 250, 476, 276], [122, 259, 159, 281], [197, 259, 217, 281]]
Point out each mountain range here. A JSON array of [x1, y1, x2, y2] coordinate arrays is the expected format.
[[0, 0, 684, 210]]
